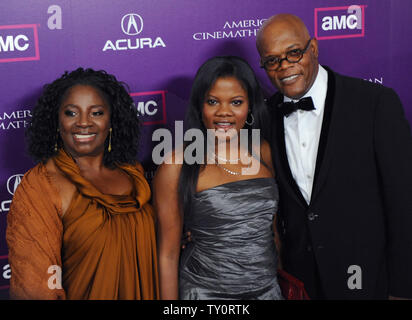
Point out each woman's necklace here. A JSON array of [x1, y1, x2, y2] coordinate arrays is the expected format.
[[215, 162, 242, 175], [212, 153, 252, 176], [211, 151, 247, 163]]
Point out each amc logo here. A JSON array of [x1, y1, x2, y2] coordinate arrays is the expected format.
[[130, 90, 167, 125], [0, 24, 40, 63], [315, 5, 366, 40]]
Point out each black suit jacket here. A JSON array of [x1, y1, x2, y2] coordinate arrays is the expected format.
[[268, 66, 412, 299]]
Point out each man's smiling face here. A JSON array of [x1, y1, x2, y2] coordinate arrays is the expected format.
[[257, 16, 319, 99]]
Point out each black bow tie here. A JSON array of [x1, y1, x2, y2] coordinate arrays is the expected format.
[[278, 96, 315, 117]]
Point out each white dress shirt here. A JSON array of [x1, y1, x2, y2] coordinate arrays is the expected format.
[[283, 64, 328, 204]]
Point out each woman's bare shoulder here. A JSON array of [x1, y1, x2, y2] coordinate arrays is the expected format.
[[260, 139, 275, 176], [260, 139, 272, 159], [153, 148, 185, 187]]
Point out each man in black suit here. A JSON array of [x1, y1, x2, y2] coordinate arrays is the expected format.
[[256, 13, 412, 299]]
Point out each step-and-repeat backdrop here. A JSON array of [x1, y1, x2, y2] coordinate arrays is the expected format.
[[1, 0, 411, 299]]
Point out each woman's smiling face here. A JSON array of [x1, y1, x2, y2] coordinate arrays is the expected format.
[[202, 76, 249, 141], [58, 84, 111, 158]]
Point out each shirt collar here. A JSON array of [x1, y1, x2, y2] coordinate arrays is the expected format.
[[283, 64, 328, 116]]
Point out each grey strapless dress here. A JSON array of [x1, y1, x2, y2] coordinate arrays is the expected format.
[[179, 177, 283, 300]]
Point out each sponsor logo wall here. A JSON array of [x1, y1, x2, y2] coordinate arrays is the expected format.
[[1, 0, 411, 298]]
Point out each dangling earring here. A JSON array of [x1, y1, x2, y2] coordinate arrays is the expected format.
[[54, 129, 59, 152], [108, 128, 112, 152], [245, 112, 255, 126]]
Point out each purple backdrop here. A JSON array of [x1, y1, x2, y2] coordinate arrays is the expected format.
[[1, 0, 411, 298]]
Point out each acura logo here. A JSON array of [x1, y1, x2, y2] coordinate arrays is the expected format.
[[7, 174, 23, 195], [121, 13, 144, 36]]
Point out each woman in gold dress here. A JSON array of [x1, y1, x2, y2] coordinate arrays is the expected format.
[[6, 68, 158, 299]]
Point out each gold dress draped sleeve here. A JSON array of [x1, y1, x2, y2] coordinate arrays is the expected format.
[[6, 164, 65, 299], [7, 149, 159, 300]]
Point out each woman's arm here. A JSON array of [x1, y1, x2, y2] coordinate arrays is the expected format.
[[6, 165, 66, 299], [152, 153, 183, 299]]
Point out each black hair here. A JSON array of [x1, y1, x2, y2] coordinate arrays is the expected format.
[[178, 56, 270, 216], [26, 67, 141, 167]]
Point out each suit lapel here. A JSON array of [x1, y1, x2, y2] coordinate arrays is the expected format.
[[310, 66, 338, 203], [269, 66, 340, 207], [269, 94, 308, 208]]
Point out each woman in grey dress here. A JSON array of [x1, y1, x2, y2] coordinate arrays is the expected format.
[[153, 56, 283, 300]]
